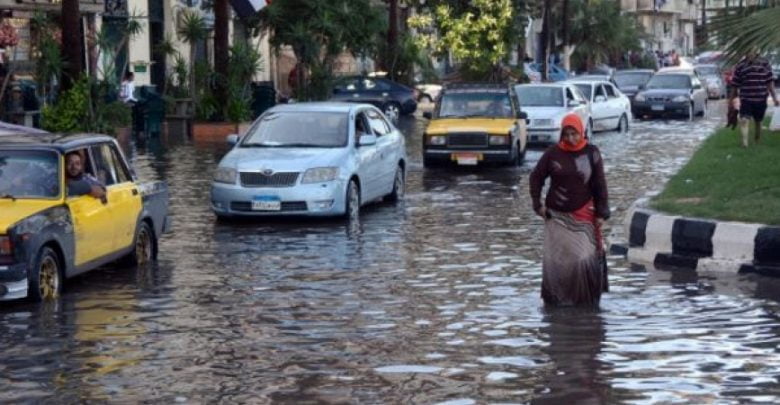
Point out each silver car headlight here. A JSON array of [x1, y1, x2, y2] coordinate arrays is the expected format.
[[672, 95, 689, 103], [301, 167, 339, 184], [634, 93, 646, 102], [489, 135, 509, 145], [532, 119, 554, 128], [426, 135, 447, 145], [214, 166, 237, 184]]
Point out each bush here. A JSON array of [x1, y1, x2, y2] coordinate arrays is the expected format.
[[41, 76, 132, 135]]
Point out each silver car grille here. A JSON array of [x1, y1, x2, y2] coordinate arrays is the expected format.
[[240, 172, 299, 187], [448, 132, 488, 147], [647, 96, 670, 102]]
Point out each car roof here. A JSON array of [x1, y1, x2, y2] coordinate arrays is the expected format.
[[658, 67, 694, 73], [0, 133, 117, 151], [615, 69, 655, 74], [442, 83, 509, 94], [567, 80, 612, 86], [268, 102, 366, 114], [516, 83, 568, 88]]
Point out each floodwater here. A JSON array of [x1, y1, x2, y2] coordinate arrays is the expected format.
[[2, 101, 780, 404]]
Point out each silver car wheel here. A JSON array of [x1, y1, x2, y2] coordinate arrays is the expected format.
[[347, 180, 360, 220], [618, 115, 628, 134], [393, 168, 405, 200]]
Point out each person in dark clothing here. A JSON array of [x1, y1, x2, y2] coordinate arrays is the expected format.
[[529, 113, 610, 307], [65, 151, 106, 198], [730, 50, 779, 146]]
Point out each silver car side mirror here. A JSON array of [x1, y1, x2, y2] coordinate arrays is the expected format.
[[227, 134, 239, 146]]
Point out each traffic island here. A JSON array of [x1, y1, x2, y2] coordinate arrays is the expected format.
[[619, 121, 780, 276]]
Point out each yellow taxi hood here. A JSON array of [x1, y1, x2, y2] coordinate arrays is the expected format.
[[425, 118, 516, 135], [0, 200, 62, 234]]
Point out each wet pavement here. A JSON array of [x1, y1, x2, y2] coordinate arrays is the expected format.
[[3, 101, 780, 403]]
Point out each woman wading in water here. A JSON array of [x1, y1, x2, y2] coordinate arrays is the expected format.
[[529, 113, 610, 306]]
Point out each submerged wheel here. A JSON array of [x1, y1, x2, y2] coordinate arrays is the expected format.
[[617, 114, 628, 134], [386, 166, 405, 203], [29, 247, 61, 302], [130, 222, 156, 266], [345, 180, 361, 220]]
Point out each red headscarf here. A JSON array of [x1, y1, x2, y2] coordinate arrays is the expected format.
[[557, 113, 588, 152]]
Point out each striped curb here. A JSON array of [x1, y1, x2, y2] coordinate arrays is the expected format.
[[619, 198, 780, 276]]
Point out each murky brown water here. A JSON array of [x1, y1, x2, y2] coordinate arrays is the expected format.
[[3, 102, 780, 403]]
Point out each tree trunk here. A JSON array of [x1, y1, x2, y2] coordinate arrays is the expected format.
[[562, 0, 571, 72], [190, 45, 197, 107], [386, 0, 399, 78], [61, 0, 83, 91], [541, 0, 551, 81], [214, 0, 229, 111]]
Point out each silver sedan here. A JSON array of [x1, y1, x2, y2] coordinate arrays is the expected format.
[[210, 103, 407, 220]]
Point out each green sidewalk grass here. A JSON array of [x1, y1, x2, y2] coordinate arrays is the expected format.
[[651, 122, 780, 225]]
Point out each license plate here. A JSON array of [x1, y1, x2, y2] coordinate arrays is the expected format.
[[651, 104, 664, 111], [453, 153, 480, 166], [252, 196, 281, 211]]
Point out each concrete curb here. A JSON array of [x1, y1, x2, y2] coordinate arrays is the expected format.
[[619, 198, 780, 276]]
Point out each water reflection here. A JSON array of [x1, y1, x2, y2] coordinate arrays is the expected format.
[[533, 307, 610, 405]]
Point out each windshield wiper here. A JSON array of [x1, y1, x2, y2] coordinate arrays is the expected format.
[[1, 193, 16, 201]]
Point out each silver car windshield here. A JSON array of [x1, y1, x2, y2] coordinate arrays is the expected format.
[[646, 75, 690, 89], [516, 87, 564, 107], [242, 111, 348, 148], [0, 150, 60, 199]]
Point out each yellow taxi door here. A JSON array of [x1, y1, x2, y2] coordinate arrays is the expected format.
[[67, 196, 115, 266], [90, 143, 143, 252]]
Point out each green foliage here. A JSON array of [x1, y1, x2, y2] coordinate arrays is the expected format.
[[710, 4, 780, 64], [176, 10, 209, 45], [409, 0, 514, 81], [261, 0, 385, 100], [193, 62, 219, 121], [41, 77, 132, 135], [568, 0, 644, 71], [224, 42, 264, 122], [168, 55, 190, 98], [30, 12, 62, 105], [377, 33, 433, 85], [41, 78, 90, 133]]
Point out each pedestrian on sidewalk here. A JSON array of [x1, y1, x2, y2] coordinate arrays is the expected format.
[[730, 49, 779, 147], [529, 113, 610, 307]]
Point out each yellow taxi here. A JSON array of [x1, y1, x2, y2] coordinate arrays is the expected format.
[[0, 133, 170, 301], [422, 83, 529, 167]]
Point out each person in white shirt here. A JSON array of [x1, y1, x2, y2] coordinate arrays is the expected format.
[[120, 71, 137, 104]]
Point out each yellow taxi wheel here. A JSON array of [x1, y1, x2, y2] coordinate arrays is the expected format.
[[29, 247, 61, 302], [133, 223, 155, 266]]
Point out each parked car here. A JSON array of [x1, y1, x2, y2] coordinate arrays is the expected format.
[[421, 83, 528, 167], [0, 134, 170, 301], [415, 83, 442, 103], [632, 72, 708, 120], [514, 83, 592, 146], [612, 69, 655, 105], [527, 62, 571, 82], [694, 64, 727, 99], [330, 76, 417, 118], [568, 80, 632, 134], [572, 74, 613, 83], [211, 103, 406, 220]]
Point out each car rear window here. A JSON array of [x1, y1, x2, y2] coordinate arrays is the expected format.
[[515, 86, 564, 107]]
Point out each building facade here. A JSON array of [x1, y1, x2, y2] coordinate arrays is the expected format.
[[621, 0, 699, 55]]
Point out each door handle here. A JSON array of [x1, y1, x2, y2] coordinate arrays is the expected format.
[[131, 188, 139, 196]]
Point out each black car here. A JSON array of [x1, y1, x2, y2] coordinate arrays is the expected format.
[[613, 69, 655, 107], [632, 73, 708, 120], [330, 76, 417, 117]]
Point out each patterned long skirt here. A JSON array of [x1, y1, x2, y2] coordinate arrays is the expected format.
[[541, 201, 608, 306]]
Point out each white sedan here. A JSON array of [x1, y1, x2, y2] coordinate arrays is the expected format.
[[569, 80, 632, 134], [210, 103, 407, 221], [514, 83, 592, 146]]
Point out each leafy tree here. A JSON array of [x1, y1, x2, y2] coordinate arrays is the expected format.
[[710, 2, 780, 63], [409, 0, 514, 81], [176, 10, 209, 105], [567, 0, 644, 71], [261, 0, 385, 100]]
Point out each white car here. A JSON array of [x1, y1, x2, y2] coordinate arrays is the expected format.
[[415, 83, 442, 103], [514, 83, 592, 145], [210, 102, 407, 220], [568, 80, 632, 134]]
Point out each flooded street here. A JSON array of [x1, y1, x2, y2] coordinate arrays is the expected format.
[[3, 101, 780, 404]]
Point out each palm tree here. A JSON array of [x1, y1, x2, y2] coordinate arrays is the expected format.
[[176, 10, 209, 105], [214, 0, 230, 108], [709, 2, 780, 63]]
